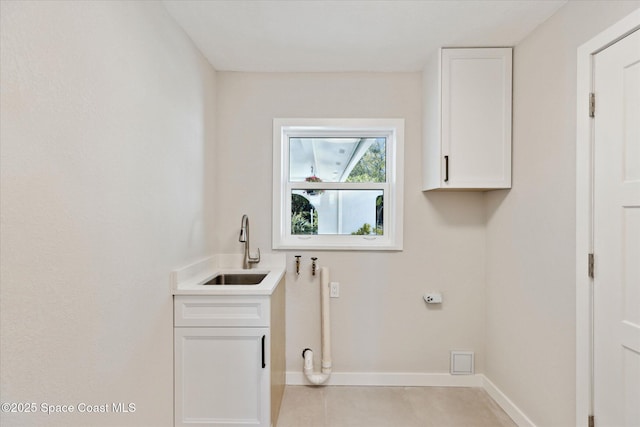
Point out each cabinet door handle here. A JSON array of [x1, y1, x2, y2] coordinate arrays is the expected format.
[[444, 156, 449, 182], [261, 335, 266, 368]]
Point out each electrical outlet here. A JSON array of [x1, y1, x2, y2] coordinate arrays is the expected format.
[[330, 282, 339, 298], [423, 292, 443, 304]]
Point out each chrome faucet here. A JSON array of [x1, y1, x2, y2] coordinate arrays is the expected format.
[[239, 214, 260, 269]]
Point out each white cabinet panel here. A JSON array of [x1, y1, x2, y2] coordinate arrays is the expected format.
[[174, 295, 270, 327], [174, 327, 269, 427], [423, 47, 512, 191]]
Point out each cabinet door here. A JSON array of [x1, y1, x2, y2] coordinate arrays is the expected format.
[[175, 328, 269, 427], [441, 48, 512, 189]]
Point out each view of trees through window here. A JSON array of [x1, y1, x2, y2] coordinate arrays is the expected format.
[[291, 194, 318, 235], [291, 140, 385, 235], [345, 139, 386, 183]]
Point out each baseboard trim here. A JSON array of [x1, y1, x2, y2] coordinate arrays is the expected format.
[[286, 371, 535, 427], [481, 376, 536, 427], [286, 371, 483, 387]]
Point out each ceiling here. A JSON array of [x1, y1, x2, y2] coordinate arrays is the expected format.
[[162, 0, 566, 72]]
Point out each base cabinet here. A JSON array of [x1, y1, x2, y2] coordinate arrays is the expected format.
[[174, 281, 285, 427]]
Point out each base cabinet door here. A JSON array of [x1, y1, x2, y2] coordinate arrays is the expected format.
[[175, 327, 270, 427]]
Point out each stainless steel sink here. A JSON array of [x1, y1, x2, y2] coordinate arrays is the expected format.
[[203, 273, 267, 285]]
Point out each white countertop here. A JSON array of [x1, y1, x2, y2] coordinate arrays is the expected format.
[[170, 253, 286, 296]]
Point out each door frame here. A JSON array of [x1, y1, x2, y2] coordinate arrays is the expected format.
[[576, 9, 640, 427]]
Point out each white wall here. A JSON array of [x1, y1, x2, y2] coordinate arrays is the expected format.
[[485, 1, 640, 426], [215, 72, 488, 377], [0, 1, 216, 426]]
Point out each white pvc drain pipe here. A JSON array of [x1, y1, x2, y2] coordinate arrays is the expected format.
[[302, 266, 332, 385]]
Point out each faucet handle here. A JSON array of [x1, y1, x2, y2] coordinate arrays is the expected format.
[[249, 248, 261, 264]]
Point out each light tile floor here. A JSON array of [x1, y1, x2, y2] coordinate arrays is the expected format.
[[276, 386, 517, 427]]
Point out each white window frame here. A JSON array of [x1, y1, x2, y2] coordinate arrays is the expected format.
[[273, 118, 404, 251]]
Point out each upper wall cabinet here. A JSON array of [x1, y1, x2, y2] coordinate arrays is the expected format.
[[422, 48, 512, 191]]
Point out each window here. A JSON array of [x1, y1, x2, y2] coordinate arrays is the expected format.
[[273, 118, 404, 250]]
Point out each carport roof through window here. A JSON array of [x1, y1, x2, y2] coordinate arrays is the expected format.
[[289, 137, 386, 183]]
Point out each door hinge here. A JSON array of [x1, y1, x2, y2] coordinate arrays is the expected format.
[[589, 93, 595, 117], [588, 253, 595, 278], [588, 414, 595, 427]]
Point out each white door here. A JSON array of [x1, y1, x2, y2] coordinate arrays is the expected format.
[[593, 28, 640, 427], [175, 327, 270, 427]]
